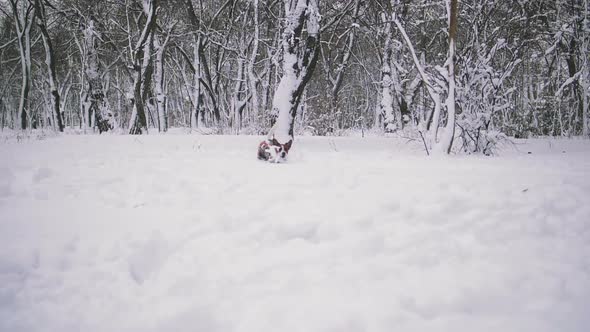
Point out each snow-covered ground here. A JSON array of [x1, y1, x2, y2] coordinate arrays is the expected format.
[[1, 134, 589, 332]]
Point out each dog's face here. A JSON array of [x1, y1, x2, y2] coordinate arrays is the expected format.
[[268, 144, 287, 163], [258, 139, 292, 163]]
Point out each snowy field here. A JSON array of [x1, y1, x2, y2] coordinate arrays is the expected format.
[[1, 133, 589, 332]]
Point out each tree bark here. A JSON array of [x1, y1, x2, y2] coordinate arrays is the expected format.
[[392, 11, 441, 147], [436, 0, 458, 154], [81, 19, 115, 133], [380, 12, 395, 132], [231, 57, 246, 133], [154, 31, 171, 132], [248, 0, 261, 128], [268, 0, 321, 145], [582, 0, 589, 136], [9, 0, 35, 130], [184, 0, 204, 129], [32, 0, 64, 132], [191, 38, 202, 129], [129, 0, 159, 134]]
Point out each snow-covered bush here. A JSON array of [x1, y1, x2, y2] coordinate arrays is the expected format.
[[455, 38, 519, 155]]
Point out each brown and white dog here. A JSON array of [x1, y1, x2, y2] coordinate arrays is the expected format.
[[257, 138, 292, 163]]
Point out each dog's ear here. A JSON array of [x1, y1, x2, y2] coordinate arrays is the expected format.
[[283, 140, 292, 152], [270, 138, 280, 146]]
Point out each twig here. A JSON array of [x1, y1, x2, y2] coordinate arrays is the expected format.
[[329, 138, 338, 152], [418, 130, 430, 156]]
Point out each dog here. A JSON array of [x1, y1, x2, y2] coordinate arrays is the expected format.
[[257, 138, 292, 163]]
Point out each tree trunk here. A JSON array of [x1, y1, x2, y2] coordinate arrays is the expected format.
[[191, 38, 202, 130], [33, 0, 64, 132], [268, 0, 321, 145], [582, 0, 589, 136], [380, 12, 395, 132], [183, 0, 206, 130], [231, 57, 246, 133], [154, 33, 170, 132], [10, 0, 35, 130], [392, 10, 441, 150], [81, 19, 116, 133], [436, 0, 458, 154], [129, 0, 159, 134], [248, 0, 261, 128], [0, 98, 4, 130]]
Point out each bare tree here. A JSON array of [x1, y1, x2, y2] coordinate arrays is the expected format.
[[320, 0, 362, 131], [0, 0, 586, 141]]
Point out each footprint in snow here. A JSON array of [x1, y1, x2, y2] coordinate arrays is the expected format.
[[0, 168, 15, 197], [128, 231, 170, 284], [32, 167, 53, 183]]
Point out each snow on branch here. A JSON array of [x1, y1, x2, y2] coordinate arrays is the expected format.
[[555, 70, 582, 97]]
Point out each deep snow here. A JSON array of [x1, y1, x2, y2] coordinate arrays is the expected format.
[[0, 134, 589, 332]]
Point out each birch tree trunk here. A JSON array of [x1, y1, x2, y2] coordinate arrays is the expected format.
[[143, 33, 156, 129], [58, 67, 72, 128], [191, 40, 202, 129], [380, 12, 395, 132], [231, 57, 246, 133], [154, 31, 172, 133], [268, 0, 321, 145]]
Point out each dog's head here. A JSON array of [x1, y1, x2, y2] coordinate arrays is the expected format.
[[259, 139, 292, 163]]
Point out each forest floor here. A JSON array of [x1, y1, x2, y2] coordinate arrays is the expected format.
[[1, 132, 589, 332]]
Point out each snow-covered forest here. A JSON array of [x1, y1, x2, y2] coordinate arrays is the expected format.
[[1, 1, 590, 331], [1, 0, 588, 149]]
